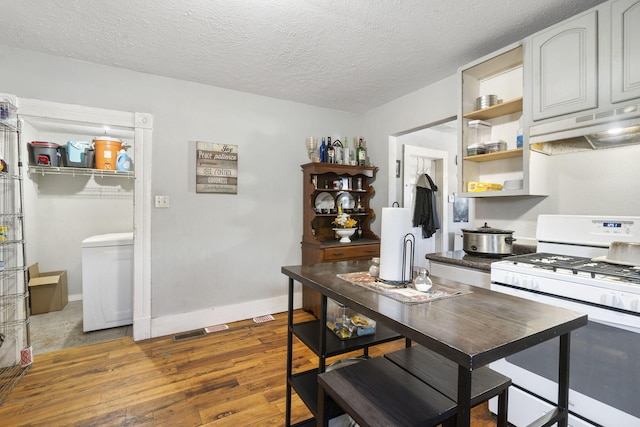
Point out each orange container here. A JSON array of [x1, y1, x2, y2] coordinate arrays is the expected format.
[[93, 137, 122, 170]]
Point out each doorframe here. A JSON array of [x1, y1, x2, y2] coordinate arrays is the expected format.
[[16, 97, 153, 340], [133, 113, 152, 341], [402, 145, 449, 256]]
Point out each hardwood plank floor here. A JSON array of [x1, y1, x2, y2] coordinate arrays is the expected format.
[[0, 311, 499, 426]]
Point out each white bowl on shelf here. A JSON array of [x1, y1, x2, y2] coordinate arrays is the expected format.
[[503, 179, 523, 190]]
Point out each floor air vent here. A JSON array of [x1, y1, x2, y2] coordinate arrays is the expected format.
[[172, 330, 206, 341], [253, 315, 275, 323]]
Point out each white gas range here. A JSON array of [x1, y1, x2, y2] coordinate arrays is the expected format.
[[489, 215, 640, 427]]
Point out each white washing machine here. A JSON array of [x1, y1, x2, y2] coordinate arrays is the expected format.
[[82, 232, 133, 332]]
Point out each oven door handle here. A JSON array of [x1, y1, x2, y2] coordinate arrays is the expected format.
[[490, 283, 640, 333]]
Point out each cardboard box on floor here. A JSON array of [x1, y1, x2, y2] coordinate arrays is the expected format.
[[28, 263, 68, 315]]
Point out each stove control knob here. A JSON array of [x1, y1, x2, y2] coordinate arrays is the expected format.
[[602, 293, 624, 309], [612, 295, 623, 309], [526, 278, 540, 291], [508, 274, 520, 287]]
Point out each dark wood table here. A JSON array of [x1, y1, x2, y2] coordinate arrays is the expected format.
[[282, 260, 588, 427]]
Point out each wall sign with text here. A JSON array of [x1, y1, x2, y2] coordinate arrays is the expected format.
[[196, 141, 238, 194]]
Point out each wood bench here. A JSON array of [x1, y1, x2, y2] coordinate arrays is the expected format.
[[317, 356, 457, 427], [385, 345, 511, 427]]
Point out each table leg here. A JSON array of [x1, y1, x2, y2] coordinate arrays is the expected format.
[[496, 387, 508, 427], [557, 332, 571, 427], [319, 295, 328, 372], [285, 278, 294, 427], [456, 365, 472, 427], [317, 293, 329, 426], [317, 382, 329, 427]]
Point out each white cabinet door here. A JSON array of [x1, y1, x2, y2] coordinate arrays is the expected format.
[[611, 0, 640, 103], [531, 11, 598, 121]]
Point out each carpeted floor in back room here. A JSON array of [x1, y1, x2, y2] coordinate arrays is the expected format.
[[29, 300, 132, 356]]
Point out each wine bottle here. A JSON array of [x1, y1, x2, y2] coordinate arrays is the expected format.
[[319, 137, 326, 163], [357, 138, 366, 166]]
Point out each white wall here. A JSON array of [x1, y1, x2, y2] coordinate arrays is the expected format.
[[0, 45, 363, 334], [362, 75, 459, 225], [474, 145, 640, 240]]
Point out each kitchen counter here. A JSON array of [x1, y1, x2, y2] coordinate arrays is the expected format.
[[426, 250, 496, 272], [426, 243, 537, 272], [282, 260, 587, 427]]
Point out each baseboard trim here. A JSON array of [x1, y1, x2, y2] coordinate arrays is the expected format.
[[149, 289, 303, 338], [68, 294, 83, 302]]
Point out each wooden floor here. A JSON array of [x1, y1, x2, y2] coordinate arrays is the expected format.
[[0, 311, 499, 426]]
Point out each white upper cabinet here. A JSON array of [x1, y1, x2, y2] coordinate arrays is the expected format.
[[531, 12, 598, 121], [529, 0, 640, 124], [611, 0, 640, 103]]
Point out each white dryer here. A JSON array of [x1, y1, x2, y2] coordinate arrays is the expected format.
[[82, 232, 133, 332]]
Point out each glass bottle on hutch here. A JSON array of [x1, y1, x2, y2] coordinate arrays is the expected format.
[[357, 138, 366, 166], [326, 137, 334, 163], [333, 139, 343, 165], [319, 137, 326, 163], [343, 137, 351, 165]]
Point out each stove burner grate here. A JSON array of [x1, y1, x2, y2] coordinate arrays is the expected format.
[[503, 253, 640, 284]]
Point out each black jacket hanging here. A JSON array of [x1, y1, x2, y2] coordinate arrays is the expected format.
[[412, 173, 440, 238]]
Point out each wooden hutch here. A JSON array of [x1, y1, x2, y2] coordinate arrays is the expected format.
[[301, 162, 380, 316]]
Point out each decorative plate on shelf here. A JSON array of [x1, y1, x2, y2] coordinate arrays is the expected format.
[[337, 192, 355, 209], [314, 192, 335, 210]]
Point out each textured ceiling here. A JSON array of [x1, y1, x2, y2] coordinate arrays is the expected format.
[[0, 0, 607, 113]]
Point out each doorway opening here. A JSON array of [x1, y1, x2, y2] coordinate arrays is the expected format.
[[387, 118, 460, 268], [17, 98, 152, 355]]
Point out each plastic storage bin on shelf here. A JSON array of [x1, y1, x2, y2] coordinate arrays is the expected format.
[[467, 120, 491, 146], [0, 101, 17, 128], [326, 298, 376, 339], [467, 143, 486, 156], [28, 141, 62, 167], [66, 140, 94, 168], [485, 140, 508, 153]]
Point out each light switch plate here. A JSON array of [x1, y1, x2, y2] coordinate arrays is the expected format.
[[155, 195, 170, 208]]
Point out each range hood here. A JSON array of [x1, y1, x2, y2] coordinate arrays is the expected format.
[[529, 103, 640, 155]]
